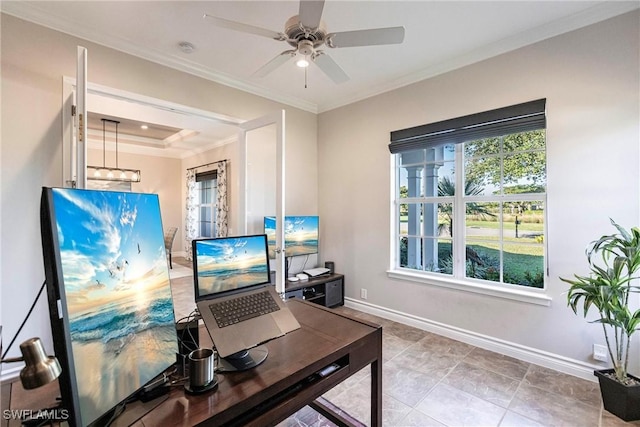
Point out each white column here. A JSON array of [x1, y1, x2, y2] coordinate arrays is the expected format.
[[424, 147, 443, 269], [406, 166, 422, 268], [401, 150, 423, 269]]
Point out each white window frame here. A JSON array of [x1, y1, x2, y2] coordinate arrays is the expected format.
[[195, 176, 217, 238], [389, 139, 551, 307]]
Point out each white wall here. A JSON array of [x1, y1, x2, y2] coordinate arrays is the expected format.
[[0, 14, 317, 365], [2, 7, 638, 384], [246, 126, 277, 235], [318, 11, 640, 377], [87, 148, 183, 247]]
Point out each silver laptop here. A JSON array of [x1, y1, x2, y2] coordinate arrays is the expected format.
[[192, 234, 300, 358]]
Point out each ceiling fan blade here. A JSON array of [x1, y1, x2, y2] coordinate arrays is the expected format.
[[299, 0, 325, 29], [312, 52, 349, 84], [327, 26, 405, 48], [253, 51, 296, 78], [203, 14, 285, 40]]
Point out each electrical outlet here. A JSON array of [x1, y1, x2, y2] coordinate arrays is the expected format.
[[593, 344, 608, 362], [360, 288, 368, 300]]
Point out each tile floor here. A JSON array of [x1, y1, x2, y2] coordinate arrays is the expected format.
[[169, 258, 640, 427]]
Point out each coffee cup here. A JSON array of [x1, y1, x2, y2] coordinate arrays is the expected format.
[[188, 348, 215, 389]]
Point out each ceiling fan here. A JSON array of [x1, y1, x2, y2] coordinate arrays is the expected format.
[[204, 0, 405, 84]]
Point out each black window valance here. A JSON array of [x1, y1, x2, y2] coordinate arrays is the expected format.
[[196, 170, 217, 182], [389, 98, 546, 154]]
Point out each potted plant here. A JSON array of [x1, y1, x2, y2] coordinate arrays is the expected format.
[[561, 219, 640, 421]]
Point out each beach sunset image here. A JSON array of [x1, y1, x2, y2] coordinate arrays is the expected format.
[[264, 216, 319, 258], [195, 235, 270, 296], [52, 188, 177, 425], [284, 216, 319, 256]]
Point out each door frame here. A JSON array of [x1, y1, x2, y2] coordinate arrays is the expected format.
[[238, 111, 286, 293]]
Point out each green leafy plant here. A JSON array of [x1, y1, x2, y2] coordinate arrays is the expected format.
[[561, 220, 640, 384]]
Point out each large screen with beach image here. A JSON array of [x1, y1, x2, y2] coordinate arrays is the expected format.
[[40, 187, 178, 427], [193, 234, 271, 299]]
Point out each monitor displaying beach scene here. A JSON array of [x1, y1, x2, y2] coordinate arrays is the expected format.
[[44, 188, 178, 426], [193, 234, 271, 298], [264, 216, 278, 259], [264, 216, 319, 258], [284, 216, 319, 256]]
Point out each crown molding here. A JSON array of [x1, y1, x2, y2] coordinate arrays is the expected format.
[[87, 133, 237, 160], [179, 135, 238, 159], [4, 1, 637, 115], [1, 2, 319, 114], [316, 1, 640, 113]]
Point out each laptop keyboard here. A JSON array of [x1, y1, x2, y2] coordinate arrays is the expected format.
[[209, 290, 281, 328]]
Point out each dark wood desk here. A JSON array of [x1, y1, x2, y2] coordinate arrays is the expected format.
[[6, 300, 382, 427]]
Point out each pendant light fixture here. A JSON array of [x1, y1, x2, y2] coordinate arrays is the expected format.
[[87, 118, 141, 182]]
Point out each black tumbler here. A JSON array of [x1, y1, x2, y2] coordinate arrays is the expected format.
[[325, 261, 335, 274]]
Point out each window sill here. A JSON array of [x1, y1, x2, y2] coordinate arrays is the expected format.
[[386, 269, 552, 307]]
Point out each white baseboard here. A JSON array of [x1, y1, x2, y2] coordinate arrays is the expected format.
[[344, 297, 601, 383], [2, 298, 601, 385]]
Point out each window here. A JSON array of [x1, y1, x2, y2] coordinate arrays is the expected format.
[[390, 100, 547, 294], [196, 171, 217, 238]]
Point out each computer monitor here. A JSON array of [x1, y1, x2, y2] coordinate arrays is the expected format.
[[192, 234, 271, 298], [263, 216, 319, 258], [40, 187, 178, 427]]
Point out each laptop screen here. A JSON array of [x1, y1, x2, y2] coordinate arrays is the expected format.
[[193, 234, 271, 300]]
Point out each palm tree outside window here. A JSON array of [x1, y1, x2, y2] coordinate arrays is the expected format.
[[391, 100, 547, 290]]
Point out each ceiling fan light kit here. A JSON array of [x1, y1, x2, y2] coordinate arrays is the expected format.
[[204, 0, 404, 85], [296, 58, 310, 68]]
